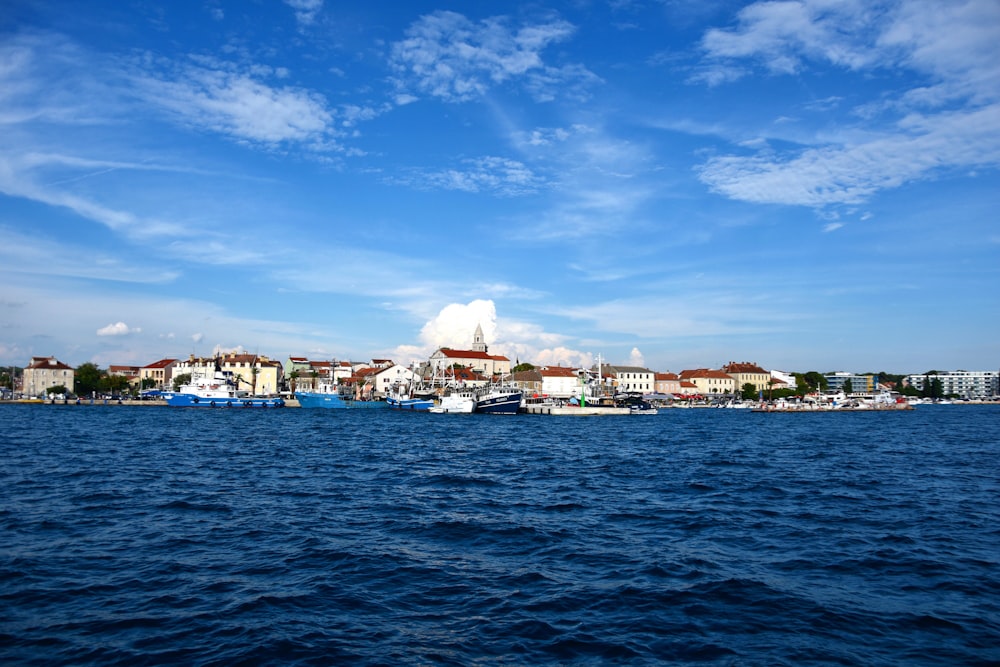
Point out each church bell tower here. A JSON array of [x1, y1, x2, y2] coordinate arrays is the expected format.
[[472, 323, 488, 353]]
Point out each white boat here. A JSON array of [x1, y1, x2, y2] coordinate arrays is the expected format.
[[429, 389, 477, 414]]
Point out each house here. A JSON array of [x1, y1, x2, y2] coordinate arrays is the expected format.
[[679, 368, 736, 395], [359, 364, 420, 398], [540, 366, 584, 398], [603, 365, 656, 394], [108, 365, 141, 390], [23, 356, 75, 397], [678, 380, 700, 396], [722, 361, 771, 395], [141, 358, 177, 390], [510, 369, 543, 396], [655, 372, 682, 396]]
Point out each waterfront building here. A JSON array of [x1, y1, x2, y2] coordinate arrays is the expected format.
[[679, 369, 737, 395], [141, 358, 177, 390], [905, 370, 999, 399], [654, 372, 682, 396], [108, 365, 141, 390], [602, 365, 656, 394], [770, 369, 797, 390], [23, 356, 75, 397], [824, 372, 874, 393], [362, 363, 420, 398], [723, 361, 771, 394]]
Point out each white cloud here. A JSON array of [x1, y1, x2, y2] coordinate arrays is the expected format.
[[697, 104, 1000, 206], [533, 346, 593, 369], [389, 10, 593, 103], [418, 299, 498, 351], [391, 299, 593, 369], [97, 322, 140, 336], [134, 61, 335, 146], [284, 0, 323, 26], [699, 0, 882, 77], [628, 347, 645, 367], [693, 0, 1000, 207], [403, 156, 544, 195]]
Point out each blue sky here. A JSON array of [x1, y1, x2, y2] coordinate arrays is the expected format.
[[2, 0, 998, 374]]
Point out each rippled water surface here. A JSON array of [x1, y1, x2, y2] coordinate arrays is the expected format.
[[2, 404, 998, 665]]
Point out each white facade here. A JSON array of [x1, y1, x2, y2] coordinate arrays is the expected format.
[[541, 371, 583, 399], [605, 366, 655, 393], [905, 370, 999, 398], [372, 364, 420, 396]]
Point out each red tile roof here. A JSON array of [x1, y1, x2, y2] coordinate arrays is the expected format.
[[722, 361, 768, 374], [437, 348, 510, 362]]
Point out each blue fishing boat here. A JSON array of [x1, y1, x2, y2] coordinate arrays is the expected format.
[[296, 388, 386, 409], [386, 380, 434, 411], [164, 361, 284, 408]]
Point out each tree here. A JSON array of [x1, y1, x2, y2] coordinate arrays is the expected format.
[[931, 377, 944, 399], [172, 373, 191, 391], [288, 370, 300, 394], [1, 367, 17, 391], [101, 374, 131, 395], [796, 371, 827, 392], [843, 379, 853, 394], [47, 385, 68, 396], [75, 362, 103, 397], [513, 363, 536, 373], [741, 383, 757, 400]]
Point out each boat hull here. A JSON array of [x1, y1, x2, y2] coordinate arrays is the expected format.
[[475, 391, 523, 415], [386, 396, 434, 411], [430, 394, 476, 414], [296, 392, 386, 409], [165, 394, 284, 408]]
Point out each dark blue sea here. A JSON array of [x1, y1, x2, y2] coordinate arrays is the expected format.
[[2, 404, 998, 666]]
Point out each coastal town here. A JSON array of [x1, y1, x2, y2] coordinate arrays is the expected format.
[[4, 325, 998, 411]]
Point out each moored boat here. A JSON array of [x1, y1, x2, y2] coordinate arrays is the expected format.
[[429, 389, 477, 414], [474, 386, 523, 414], [164, 361, 284, 408], [386, 380, 434, 411]]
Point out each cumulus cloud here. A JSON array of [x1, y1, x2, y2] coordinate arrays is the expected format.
[[392, 299, 593, 369], [97, 321, 140, 336], [389, 10, 595, 103], [628, 347, 645, 367], [418, 299, 498, 351]]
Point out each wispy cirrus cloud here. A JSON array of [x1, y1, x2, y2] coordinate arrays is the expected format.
[[397, 156, 544, 196], [389, 10, 598, 103], [698, 105, 1000, 206], [692, 0, 1000, 208]]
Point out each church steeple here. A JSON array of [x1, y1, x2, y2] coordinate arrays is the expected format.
[[472, 323, 487, 353]]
